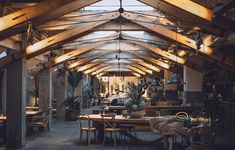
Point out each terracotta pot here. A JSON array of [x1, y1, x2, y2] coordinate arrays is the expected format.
[[128, 111, 143, 118], [65, 110, 78, 121]]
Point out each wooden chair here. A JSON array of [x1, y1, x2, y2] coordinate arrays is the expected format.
[[176, 111, 189, 118], [101, 113, 121, 147], [26, 113, 49, 135], [78, 114, 97, 146]]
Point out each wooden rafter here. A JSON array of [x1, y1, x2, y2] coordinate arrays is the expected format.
[[0, 13, 119, 69], [77, 60, 103, 72], [91, 66, 111, 75], [137, 0, 222, 35], [0, 0, 102, 41], [26, 12, 119, 57], [84, 64, 108, 75], [130, 64, 153, 74], [130, 59, 161, 73], [123, 38, 185, 64], [28, 39, 115, 75], [131, 51, 170, 70], [122, 11, 235, 71]]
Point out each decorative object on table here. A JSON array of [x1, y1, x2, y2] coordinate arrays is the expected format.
[[124, 79, 148, 118], [150, 75, 162, 105], [64, 71, 83, 121]]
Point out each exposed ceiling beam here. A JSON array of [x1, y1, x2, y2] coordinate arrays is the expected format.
[[28, 40, 113, 75], [126, 65, 146, 75], [123, 37, 185, 64], [122, 11, 213, 55], [130, 64, 153, 74], [39, 20, 148, 31], [26, 12, 119, 57], [77, 60, 103, 72], [0, 13, 119, 69], [131, 51, 170, 69], [84, 64, 108, 75], [160, 0, 214, 21], [122, 11, 235, 71], [130, 59, 161, 72], [91, 65, 111, 75], [0, 0, 102, 41], [0, 39, 20, 51], [137, 0, 222, 35]]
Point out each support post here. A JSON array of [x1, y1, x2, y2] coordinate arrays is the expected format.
[[53, 71, 67, 120], [6, 56, 26, 148], [38, 68, 52, 129]]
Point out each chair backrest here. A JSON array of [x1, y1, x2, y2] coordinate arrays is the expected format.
[[176, 111, 189, 118], [78, 114, 92, 130], [100, 113, 117, 128]]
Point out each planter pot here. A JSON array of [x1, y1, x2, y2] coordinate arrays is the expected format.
[[128, 111, 143, 118], [65, 110, 78, 121]]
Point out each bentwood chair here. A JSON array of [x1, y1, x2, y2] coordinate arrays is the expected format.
[[101, 113, 121, 147], [26, 112, 49, 135], [176, 111, 189, 118], [78, 114, 97, 146]]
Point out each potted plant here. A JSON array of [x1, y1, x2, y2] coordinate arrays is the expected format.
[[64, 71, 83, 121], [27, 87, 39, 107], [124, 79, 148, 118]]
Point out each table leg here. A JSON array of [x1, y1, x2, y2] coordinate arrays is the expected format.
[[3, 120, 6, 144], [95, 122, 104, 144], [168, 136, 174, 150]]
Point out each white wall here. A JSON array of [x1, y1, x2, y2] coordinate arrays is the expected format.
[[183, 66, 203, 92]]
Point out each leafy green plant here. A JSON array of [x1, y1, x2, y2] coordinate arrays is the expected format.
[[64, 71, 83, 111], [27, 87, 39, 106], [124, 80, 148, 113]]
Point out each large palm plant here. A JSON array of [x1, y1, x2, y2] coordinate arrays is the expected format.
[[64, 71, 83, 111]]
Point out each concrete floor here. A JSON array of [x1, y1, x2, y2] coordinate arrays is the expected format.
[[1, 106, 235, 150]]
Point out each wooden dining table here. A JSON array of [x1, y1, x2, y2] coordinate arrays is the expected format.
[[79, 114, 153, 125], [25, 110, 43, 117], [79, 114, 191, 150], [108, 105, 201, 115]]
